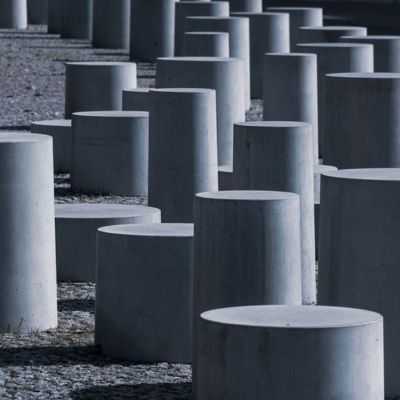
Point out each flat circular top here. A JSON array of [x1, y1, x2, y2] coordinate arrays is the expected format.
[[186, 16, 246, 21], [158, 57, 237, 63], [151, 88, 215, 94], [72, 111, 148, 118], [185, 31, 229, 36], [31, 119, 71, 127], [327, 72, 400, 79], [231, 12, 288, 17], [202, 305, 382, 329], [298, 43, 372, 48], [55, 204, 160, 219], [323, 168, 400, 182], [66, 61, 135, 67], [341, 35, 400, 40], [196, 190, 298, 201], [268, 7, 323, 11], [236, 121, 311, 128], [123, 88, 150, 93], [218, 165, 233, 173], [265, 52, 316, 57], [314, 164, 338, 173], [300, 26, 366, 31], [98, 223, 194, 237], [0, 132, 50, 143]]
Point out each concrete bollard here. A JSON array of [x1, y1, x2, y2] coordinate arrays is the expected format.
[[297, 43, 374, 158], [341, 35, 400, 72], [64, 61, 137, 118], [0, 0, 28, 29], [71, 111, 149, 196], [197, 305, 384, 400], [233, 121, 315, 304], [96, 223, 194, 362], [47, 0, 61, 33], [175, 1, 230, 56], [215, 0, 261, 12], [130, 0, 175, 62], [27, 0, 47, 24], [92, 0, 130, 49], [231, 12, 290, 99], [218, 165, 232, 190], [324, 73, 400, 168], [149, 89, 218, 222], [122, 88, 150, 112], [31, 119, 72, 173], [299, 26, 367, 44], [183, 32, 229, 57], [156, 57, 245, 166], [263, 53, 319, 164], [267, 7, 323, 51], [0, 133, 57, 333], [55, 204, 161, 282], [60, 0, 93, 40], [318, 168, 400, 396]]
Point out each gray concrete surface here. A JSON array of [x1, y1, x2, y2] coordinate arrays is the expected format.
[[60, 0, 93, 40], [28, 0, 47, 24], [122, 88, 150, 111], [47, 0, 61, 33], [216, 0, 262, 11], [0, 0, 27, 29], [183, 32, 229, 56], [299, 25, 368, 43]]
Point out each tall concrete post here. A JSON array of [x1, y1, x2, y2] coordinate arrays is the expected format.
[[215, 0, 262, 12], [60, 0, 93, 40], [27, 0, 47, 24], [299, 26, 367, 43], [183, 32, 229, 57], [47, 0, 61, 33], [0, 0, 28, 29], [122, 88, 150, 112]]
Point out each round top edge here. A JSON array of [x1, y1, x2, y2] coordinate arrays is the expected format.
[[196, 190, 299, 201], [98, 223, 194, 237]]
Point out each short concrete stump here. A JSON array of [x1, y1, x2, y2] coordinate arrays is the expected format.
[[60, 0, 93, 40], [218, 165, 232, 190], [197, 305, 384, 400], [96, 223, 193, 362], [122, 88, 150, 112], [299, 25, 367, 43], [71, 111, 149, 196], [31, 119, 72, 173], [183, 32, 229, 57], [0, 0, 27, 29], [55, 204, 161, 282], [216, 0, 262, 12]]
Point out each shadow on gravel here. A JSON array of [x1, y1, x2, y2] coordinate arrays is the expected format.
[[58, 298, 95, 313], [70, 382, 191, 400]]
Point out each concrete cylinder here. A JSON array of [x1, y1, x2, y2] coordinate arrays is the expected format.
[[297, 43, 374, 158], [0, 0, 27, 29], [122, 88, 150, 112], [27, 0, 47, 24], [197, 305, 384, 400], [318, 168, 400, 396], [263, 53, 319, 164], [233, 122, 315, 304], [60, 0, 93, 40], [92, 0, 130, 49], [31, 119, 72, 173], [47, 0, 61, 33], [0, 133, 57, 333], [65, 61, 137, 118], [156, 57, 245, 166], [218, 165, 232, 190], [130, 0, 175, 62], [183, 32, 229, 57], [149, 89, 218, 222], [231, 12, 290, 99], [341, 35, 400, 72], [96, 223, 194, 362], [71, 111, 149, 196], [216, 0, 262, 12], [267, 7, 323, 51], [175, 1, 230, 56], [55, 204, 161, 282], [324, 73, 400, 168], [184, 16, 251, 110], [298, 26, 367, 44]]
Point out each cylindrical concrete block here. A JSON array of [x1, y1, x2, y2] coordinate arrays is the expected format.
[[71, 111, 148, 196], [92, 0, 130, 49], [184, 16, 251, 110], [175, 1, 230, 56], [325, 73, 400, 168], [183, 32, 229, 57], [197, 305, 384, 400], [31, 119, 72, 173], [130, 0, 175, 62], [297, 43, 374, 158], [149, 89, 218, 222], [122, 88, 150, 112], [299, 26, 367, 44], [217, 0, 261, 12], [55, 204, 161, 282], [341, 35, 400, 72], [218, 165, 232, 190], [263, 53, 319, 164], [0, 133, 57, 333], [267, 7, 323, 51], [47, 0, 61, 33], [233, 122, 315, 304], [28, 0, 47, 24], [318, 168, 400, 396], [96, 223, 194, 362], [0, 0, 27, 29], [232, 12, 290, 99], [156, 57, 245, 166], [60, 0, 93, 40], [65, 61, 137, 118]]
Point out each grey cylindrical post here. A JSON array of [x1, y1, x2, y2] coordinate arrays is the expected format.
[[0, 133, 57, 333], [60, 0, 93, 40], [341, 35, 400, 72], [267, 7, 323, 51], [55, 204, 161, 282], [233, 122, 315, 304], [297, 43, 374, 158], [47, 0, 61, 33], [129, 0, 175, 62], [156, 57, 245, 166], [216, 0, 261, 11], [96, 223, 194, 362], [263, 53, 319, 164], [175, 1, 230, 56], [122, 88, 150, 111], [71, 111, 149, 196], [183, 32, 229, 57], [318, 168, 400, 396], [92, 0, 130, 49], [65, 61, 137, 118], [197, 305, 384, 400], [299, 26, 367, 44], [231, 12, 290, 99], [27, 0, 47, 24], [218, 165, 232, 190], [184, 16, 251, 110], [0, 0, 27, 29], [149, 89, 218, 222]]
